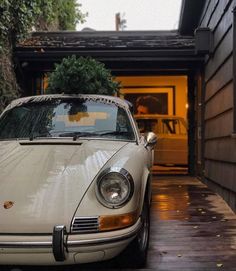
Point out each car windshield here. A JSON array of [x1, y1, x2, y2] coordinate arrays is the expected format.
[[0, 98, 135, 141]]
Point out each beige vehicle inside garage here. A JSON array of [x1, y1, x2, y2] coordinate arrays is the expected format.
[[135, 115, 188, 166]]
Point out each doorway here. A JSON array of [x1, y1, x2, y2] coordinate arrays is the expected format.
[[117, 75, 191, 174]]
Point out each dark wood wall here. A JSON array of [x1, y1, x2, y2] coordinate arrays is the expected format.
[[200, 0, 236, 211]]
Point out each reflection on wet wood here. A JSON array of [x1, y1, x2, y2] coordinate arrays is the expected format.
[[148, 176, 236, 270]]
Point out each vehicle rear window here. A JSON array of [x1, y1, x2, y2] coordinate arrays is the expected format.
[[161, 119, 187, 135]]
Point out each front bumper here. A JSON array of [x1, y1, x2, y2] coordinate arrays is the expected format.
[[0, 218, 141, 265]]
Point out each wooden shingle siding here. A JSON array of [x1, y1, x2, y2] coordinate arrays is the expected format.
[[200, 0, 219, 27], [205, 82, 233, 119], [205, 109, 233, 139], [200, 0, 236, 211], [205, 27, 233, 81], [205, 160, 236, 191], [205, 56, 233, 101], [204, 0, 233, 74], [213, 1, 234, 52], [208, 0, 232, 30], [199, 0, 211, 26], [205, 138, 236, 162]]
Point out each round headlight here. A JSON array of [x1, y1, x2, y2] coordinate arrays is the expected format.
[[96, 168, 134, 208]]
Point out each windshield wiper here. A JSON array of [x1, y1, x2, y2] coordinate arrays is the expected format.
[[58, 131, 130, 141], [29, 133, 51, 141], [58, 131, 96, 141], [96, 131, 130, 136]]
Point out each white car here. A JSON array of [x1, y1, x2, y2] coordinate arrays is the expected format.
[[135, 114, 188, 166], [0, 94, 156, 267]]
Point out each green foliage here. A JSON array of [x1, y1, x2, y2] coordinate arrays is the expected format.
[[47, 56, 120, 95], [0, 0, 87, 50], [57, 1, 87, 30], [0, 0, 37, 51], [0, 54, 19, 112], [35, 0, 87, 31], [0, 1, 87, 111], [0, 74, 19, 113]]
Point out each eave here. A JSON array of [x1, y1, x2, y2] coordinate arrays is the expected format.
[[179, 0, 206, 35], [14, 30, 204, 75], [15, 48, 202, 62]]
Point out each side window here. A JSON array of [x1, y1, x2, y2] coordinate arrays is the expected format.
[[116, 108, 131, 132], [136, 119, 158, 133], [161, 119, 178, 134], [161, 118, 186, 135], [150, 120, 158, 134], [179, 119, 187, 135]]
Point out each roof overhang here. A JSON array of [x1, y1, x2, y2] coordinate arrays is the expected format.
[[178, 0, 206, 35], [15, 48, 204, 76], [14, 30, 204, 75]]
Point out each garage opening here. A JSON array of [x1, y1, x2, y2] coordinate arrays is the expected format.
[[116, 75, 190, 174]]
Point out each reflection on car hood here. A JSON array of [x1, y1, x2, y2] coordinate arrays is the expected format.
[[0, 140, 127, 233]]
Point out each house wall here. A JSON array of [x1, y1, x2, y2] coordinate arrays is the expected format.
[[199, 0, 236, 211]]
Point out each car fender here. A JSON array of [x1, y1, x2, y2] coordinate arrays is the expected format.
[[73, 142, 151, 218]]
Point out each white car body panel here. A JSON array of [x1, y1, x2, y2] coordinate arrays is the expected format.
[[76, 141, 151, 217], [0, 140, 127, 233]]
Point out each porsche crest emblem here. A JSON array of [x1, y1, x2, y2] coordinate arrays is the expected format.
[[3, 201, 14, 209]]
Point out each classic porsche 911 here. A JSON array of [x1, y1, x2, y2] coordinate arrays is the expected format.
[[0, 94, 156, 267]]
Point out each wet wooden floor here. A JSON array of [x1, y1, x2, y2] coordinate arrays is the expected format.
[[4, 175, 236, 270], [147, 175, 236, 271]]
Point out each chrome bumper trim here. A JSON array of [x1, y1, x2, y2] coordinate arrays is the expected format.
[[0, 241, 51, 248], [0, 219, 141, 249]]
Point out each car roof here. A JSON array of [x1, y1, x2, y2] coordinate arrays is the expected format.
[[5, 94, 132, 112]]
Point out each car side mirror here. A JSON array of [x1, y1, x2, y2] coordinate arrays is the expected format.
[[145, 132, 157, 148]]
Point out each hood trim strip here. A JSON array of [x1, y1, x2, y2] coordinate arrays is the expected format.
[[19, 142, 83, 146]]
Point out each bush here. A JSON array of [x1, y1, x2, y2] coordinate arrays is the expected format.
[[47, 56, 120, 95], [0, 53, 19, 112]]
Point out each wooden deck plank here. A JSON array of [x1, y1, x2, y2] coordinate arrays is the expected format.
[[146, 175, 236, 270]]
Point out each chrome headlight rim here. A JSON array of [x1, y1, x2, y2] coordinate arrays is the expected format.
[[96, 167, 134, 209]]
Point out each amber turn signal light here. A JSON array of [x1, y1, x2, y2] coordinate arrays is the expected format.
[[99, 210, 139, 231]]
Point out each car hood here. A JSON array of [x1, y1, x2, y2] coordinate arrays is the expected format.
[[0, 140, 127, 233]]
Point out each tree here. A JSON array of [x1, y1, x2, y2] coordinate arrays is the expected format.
[[47, 56, 120, 95], [0, 0, 87, 112], [0, 0, 87, 50], [34, 0, 87, 31]]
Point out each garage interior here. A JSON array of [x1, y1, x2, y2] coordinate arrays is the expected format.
[[117, 75, 189, 174]]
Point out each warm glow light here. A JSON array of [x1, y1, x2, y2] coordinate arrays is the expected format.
[[99, 210, 139, 231], [185, 103, 189, 109], [154, 189, 190, 221]]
